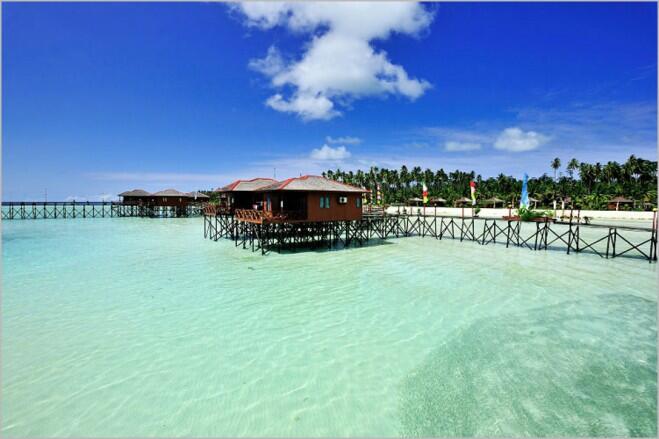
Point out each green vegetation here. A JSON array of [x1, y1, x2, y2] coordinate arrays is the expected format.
[[202, 191, 221, 204], [321, 155, 657, 210], [517, 206, 551, 221]]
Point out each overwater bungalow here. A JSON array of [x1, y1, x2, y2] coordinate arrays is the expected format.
[[151, 189, 202, 207], [215, 178, 277, 211], [118, 189, 151, 205], [187, 191, 210, 202], [607, 196, 634, 211], [212, 176, 367, 223], [240, 175, 367, 223], [118, 188, 209, 216]]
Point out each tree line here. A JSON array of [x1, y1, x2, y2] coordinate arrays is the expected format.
[[320, 155, 657, 210]]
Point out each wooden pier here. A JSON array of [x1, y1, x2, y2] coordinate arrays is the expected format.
[[2, 201, 203, 220], [203, 206, 658, 263]]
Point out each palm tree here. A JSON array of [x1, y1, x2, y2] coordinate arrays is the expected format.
[[400, 166, 410, 189], [566, 158, 579, 179], [321, 155, 656, 209], [551, 157, 561, 181], [602, 161, 621, 184], [411, 166, 422, 189], [579, 163, 595, 191]]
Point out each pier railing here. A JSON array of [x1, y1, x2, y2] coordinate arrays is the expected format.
[[2, 201, 203, 220], [234, 208, 307, 223], [203, 208, 658, 263]]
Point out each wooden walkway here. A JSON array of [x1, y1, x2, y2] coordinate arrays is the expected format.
[[203, 209, 658, 263], [2, 201, 203, 220]]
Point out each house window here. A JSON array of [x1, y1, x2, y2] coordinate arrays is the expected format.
[[320, 195, 330, 209], [325, 195, 330, 208], [356, 197, 362, 208], [266, 195, 271, 211]]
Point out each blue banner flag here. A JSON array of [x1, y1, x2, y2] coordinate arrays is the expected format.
[[520, 173, 529, 208]]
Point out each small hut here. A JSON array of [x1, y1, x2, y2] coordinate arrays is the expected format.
[[454, 197, 472, 207], [255, 175, 367, 222], [429, 197, 447, 207], [607, 196, 634, 211], [408, 197, 424, 206], [214, 178, 277, 210], [152, 189, 191, 207], [118, 189, 151, 205], [483, 197, 504, 208], [555, 196, 573, 210], [187, 191, 210, 203], [528, 196, 540, 209]]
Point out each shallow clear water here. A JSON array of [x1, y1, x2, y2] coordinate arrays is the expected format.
[[1, 217, 656, 437]]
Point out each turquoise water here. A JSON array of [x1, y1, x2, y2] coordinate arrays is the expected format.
[[1, 218, 656, 437]]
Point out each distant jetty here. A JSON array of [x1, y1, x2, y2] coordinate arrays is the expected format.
[[2, 188, 210, 219]]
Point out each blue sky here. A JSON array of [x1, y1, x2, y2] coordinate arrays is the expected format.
[[3, 2, 656, 200]]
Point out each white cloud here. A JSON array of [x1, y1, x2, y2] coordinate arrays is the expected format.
[[267, 93, 337, 120], [513, 102, 656, 153], [444, 141, 481, 152], [235, 2, 433, 120], [310, 144, 352, 160], [326, 135, 362, 145], [494, 127, 549, 152], [248, 46, 285, 76]]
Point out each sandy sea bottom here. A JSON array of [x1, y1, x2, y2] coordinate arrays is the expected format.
[[1, 217, 656, 436]]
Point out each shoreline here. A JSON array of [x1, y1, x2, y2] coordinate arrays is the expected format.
[[385, 206, 656, 222]]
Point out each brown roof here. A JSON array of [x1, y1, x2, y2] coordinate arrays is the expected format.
[[429, 197, 447, 203], [455, 197, 472, 203], [216, 178, 277, 192], [153, 188, 188, 197], [609, 196, 633, 203], [484, 197, 504, 203], [258, 175, 367, 193], [187, 191, 210, 199], [119, 189, 151, 197]]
